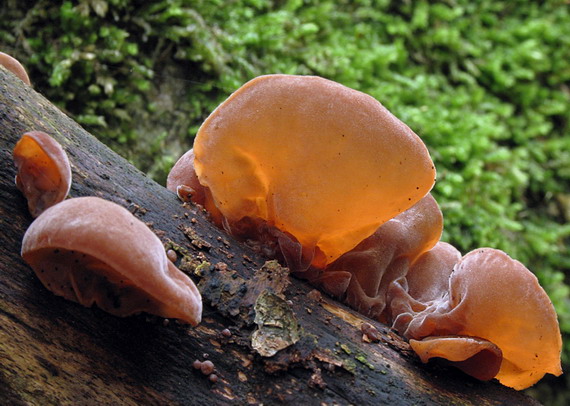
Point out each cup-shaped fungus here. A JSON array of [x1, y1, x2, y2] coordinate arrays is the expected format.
[[395, 248, 562, 389], [315, 194, 443, 321], [189, 74, 436, 269], [409, 336, 503, 382], [21, 196, 202, 325], [13, 131, 72, 217], [0, 51, 31, 85]]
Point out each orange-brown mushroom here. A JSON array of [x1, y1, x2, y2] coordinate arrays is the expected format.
[[13, 131, 72, 217], [394, 248, 562, 389], [0, 51, 31, 85], [190, 74, 436, 269], [167, 75, 562, 389], [409, 336, 503, 382], [314, 193, 443, 321], [21, 196, 202, 325]]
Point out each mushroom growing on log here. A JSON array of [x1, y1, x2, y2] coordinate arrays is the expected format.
[[169, 74, 562, 390], [314, 193, 443, 322], [21, 196, 202, 325], [13, 131, 72, 217], [391, 248, 562, 389], [170, 74, 436, 271], [0, 66, 553, 404]]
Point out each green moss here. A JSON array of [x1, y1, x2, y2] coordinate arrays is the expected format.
[[355, 353, 375, 371], [339, 343, 352, 355]]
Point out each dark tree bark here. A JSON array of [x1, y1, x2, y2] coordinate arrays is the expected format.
[[0, 67, 540, 405]]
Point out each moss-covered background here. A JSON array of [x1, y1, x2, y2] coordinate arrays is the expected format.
[[1, 0, 568, 403]]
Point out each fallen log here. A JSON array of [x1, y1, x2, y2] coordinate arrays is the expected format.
[[0, 67, 540, 405]]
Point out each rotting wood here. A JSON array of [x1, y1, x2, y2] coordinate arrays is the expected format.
[[0, 67, 540, 405]]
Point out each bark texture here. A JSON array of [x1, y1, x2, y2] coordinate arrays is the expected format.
[[0, 67, 540, 405]]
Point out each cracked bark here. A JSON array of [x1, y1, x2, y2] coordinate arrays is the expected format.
[[0, 67, 540, 406]]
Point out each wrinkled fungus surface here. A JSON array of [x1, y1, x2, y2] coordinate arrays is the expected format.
[[389, 241, 461, 327], [21, 196, 202, 325], [316, 193, 443, 321], [13, 131, 72, 217], [192, 74, 435, 268], [393, 248, 562, 389]]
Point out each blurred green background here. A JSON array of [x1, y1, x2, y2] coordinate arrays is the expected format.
[[1, 0, 568, 403]]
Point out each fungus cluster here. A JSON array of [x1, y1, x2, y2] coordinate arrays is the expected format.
[[315, 193, 443, 322], [390, 248, 562, 389], [193, 358, 218, 382], [168, 74, 562, 389], [14, 130, 202, 325]]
